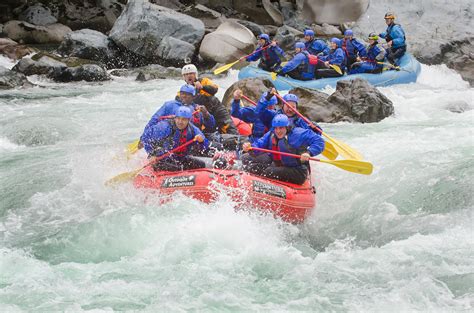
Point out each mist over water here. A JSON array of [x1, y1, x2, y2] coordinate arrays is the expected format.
[[1, 58, 473, 311]]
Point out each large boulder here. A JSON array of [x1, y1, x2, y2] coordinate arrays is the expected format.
[[18, 4, 57, 26], [182, 4, 225, 31], [0, 38, 35, 60], [57, 29, 116, 67], [12, 55, 66, 76], [291, 78, 394, 123], [221, 78, 275, 109], [301, 0, 369, 24], [199, 21, 256, 64], [4, 20, 71, 44], [48, 64, 110, 82], [0, 66, 33, 89], [234, 19, 265, 37], [109, 0, 205, 66], [274, 25, 304, 51]]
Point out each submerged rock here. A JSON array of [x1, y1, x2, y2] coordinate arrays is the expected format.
[[0, 38, 35, 60], [48, 64, 110, 82], [12, 55, 66, 76], [0, 66, 33, 89]]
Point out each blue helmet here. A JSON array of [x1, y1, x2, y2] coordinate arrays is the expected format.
[[283, 93, 298, 105], [295, 41, 305, 49], [175, 106, 192, 119], [344, 29, 353, 36], [272, 114, 289, 128], [330, 37, 340, 46], [180, 84, 195, 96], [304, 29, 314, 37], [258, 34, 270, 42]]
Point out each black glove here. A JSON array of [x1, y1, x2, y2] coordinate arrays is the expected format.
[[265, 89, 274, 101]]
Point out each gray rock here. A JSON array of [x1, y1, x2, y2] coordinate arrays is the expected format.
[[0, 66, 32, 89], [231, 0, 283, 26], [301, 0, 369, 24], [445, 100, 472, 113], [290, 78, 394, 123], [221, 78, 275, 110], [157, 37, 196, 66], [182, 4, 225, 30], [234, 19, 265, 37], [199, 21, 256, 64], [314, 23, 342, 37], [109, 0, 205, 66], [12, 56, 66, 76], [48, 64, 110, 82], [57, 29, 116, 67], [274, 25, 304, 51], [0, 37, 35, 60], [263, 25, 279, 36], [19, 4, 57, 26], [4, 20, 71, 44], [133, 64, 182, 81], [330, 78, 394, 123]]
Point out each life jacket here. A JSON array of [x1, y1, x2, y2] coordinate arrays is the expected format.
[[156, 120, 195, 157], [269, 127, 305, 167], [298, 51, 313, 73], [385, 23, 406, 47]]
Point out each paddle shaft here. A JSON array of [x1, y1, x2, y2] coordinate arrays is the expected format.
[[250, 147, 317, 161], [273, 93, 322, 135], [239, 44, 271, 62], [241, 94, 257, 106], [137, 138, 197, 173], [159, 110, 200, 120]]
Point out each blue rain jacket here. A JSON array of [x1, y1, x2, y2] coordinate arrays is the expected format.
[[319, 47, 347, 72], [231, 99, 270, 141], [342, 38, 368, 59], [305, 39, 330, 55], [380, 24, 406, 49], [246, 44, 286, 68], [280, 51, 315, 80]]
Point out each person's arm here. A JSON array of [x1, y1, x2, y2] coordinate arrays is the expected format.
[[354, 39, 368, 58], [251, 131, 271, 151], [143, 102, 171, 134], [230, 99, 242, 119], [375, 45, 386, 61], [329, 49, 345, 67], [192, 125, 210, 150], [280, 53, 304, 74], [255, 91, 277, 129], [391, 25, 406, 47], [140, 121, 170, 156], [200, 108, 216, 132], [246, 47, 263, 61], [302, 129, 325, 156]]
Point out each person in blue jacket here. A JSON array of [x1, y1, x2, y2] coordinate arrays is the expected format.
[[241, 114, 325, 185], [246, 34, 286, 72], [256, 89, 322, 133], [140, 106, 209, 171], [276, 42, 315, 81], [341, 29, 367, 69], [314, 38, 346, 79], [303, 29, 329, 55], [143, 84, 216, 136], [349, 33, 386, 74], [379, 12, 406, 65], [230, 89, 276, 142]]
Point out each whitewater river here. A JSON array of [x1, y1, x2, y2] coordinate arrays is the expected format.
[[1, 56, 472, 311]]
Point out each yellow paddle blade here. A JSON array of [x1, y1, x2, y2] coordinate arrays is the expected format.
[[321, 141, 338, 160], [330, 64, 343, 75], [322, 132, 364, 160], [319, 159, 373, 175], [127, 139, 140, 154], [104, 168, 143, 186], [271, 72, 277, 80], [213, 60, 239, 75]]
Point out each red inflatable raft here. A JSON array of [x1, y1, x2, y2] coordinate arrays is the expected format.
[[134, 166, 316, 223]]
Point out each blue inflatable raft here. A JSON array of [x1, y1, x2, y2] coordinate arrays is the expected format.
[[238, 53, 421, 91]]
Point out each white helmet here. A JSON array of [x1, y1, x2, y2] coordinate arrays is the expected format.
[[181, 64, 198, 78]]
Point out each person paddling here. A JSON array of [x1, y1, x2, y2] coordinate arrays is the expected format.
[[140, 106, 209, 171], [181, 64, 238, 135], [349, 33, 386, 74], [379, 12, 406, 66], [246, 33, 286, 72], [241, 114, 325, 185], [341, 29, 367, 69]]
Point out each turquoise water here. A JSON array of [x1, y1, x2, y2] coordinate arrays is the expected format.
[[1, 57, 473, 311]]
